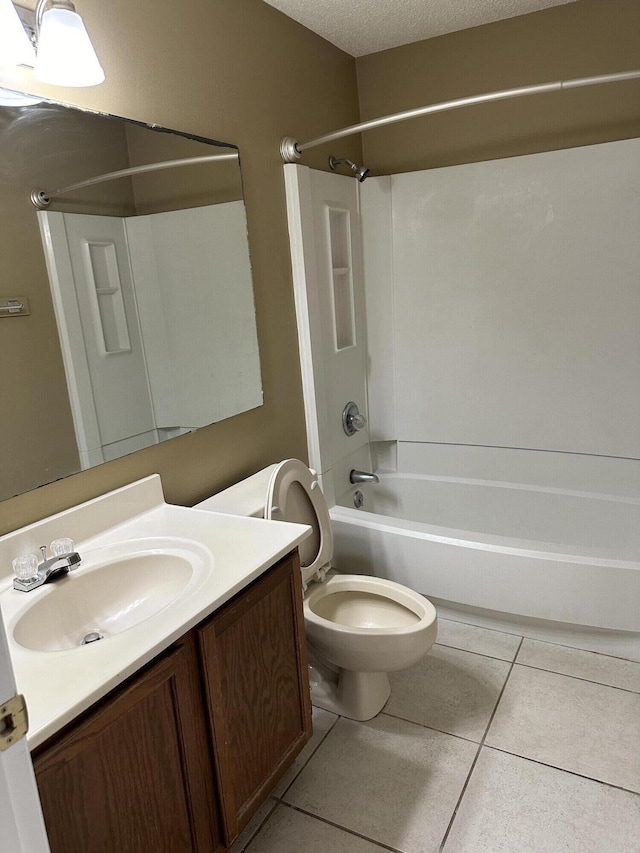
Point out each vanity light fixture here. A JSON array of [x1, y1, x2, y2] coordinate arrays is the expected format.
[[34, 0, 104, 86], [0, 0, 35, 66], [0, 0, 104, 88]]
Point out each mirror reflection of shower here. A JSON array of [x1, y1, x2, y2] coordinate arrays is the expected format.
[[0, 98, 265, 500], [328, 156, 370, 182]]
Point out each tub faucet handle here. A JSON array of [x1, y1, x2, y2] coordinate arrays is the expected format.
[[342, 402, 367, 436]]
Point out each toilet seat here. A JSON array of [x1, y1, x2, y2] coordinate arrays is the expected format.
[[266, 459, 333, 588], [197, 458, 437, 721]]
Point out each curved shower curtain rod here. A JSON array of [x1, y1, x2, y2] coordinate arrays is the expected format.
[[280, 69, 640, 162], [30, 151, 239, 209]]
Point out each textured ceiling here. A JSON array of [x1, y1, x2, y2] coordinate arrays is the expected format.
[[262, 0, 578, 57]]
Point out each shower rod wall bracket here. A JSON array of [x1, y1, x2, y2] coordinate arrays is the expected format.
[[31, 189, 51, 210], [280, 137, 302, 163]]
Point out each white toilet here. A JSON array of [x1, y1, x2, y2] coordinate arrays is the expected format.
[[197, 459, 437, 721]]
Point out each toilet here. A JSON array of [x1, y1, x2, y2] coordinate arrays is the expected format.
[[196, 459, 437, 721]]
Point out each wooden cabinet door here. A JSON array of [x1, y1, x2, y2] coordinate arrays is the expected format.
[[33, 635, 224, 853], [198, 551, 312, 845]]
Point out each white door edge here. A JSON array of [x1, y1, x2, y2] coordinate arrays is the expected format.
[[0, 606, 50, 852]]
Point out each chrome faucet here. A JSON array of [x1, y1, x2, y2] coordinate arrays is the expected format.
[[349, 470, 380, 485], [13, 544, 81, 592]]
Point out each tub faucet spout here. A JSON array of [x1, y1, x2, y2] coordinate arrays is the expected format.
[[350, 470, 379, 485]]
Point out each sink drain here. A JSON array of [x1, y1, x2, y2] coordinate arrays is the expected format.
[[81, 631, 104, 645]]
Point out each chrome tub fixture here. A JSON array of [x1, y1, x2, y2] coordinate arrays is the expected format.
[[342, 402, 367, 436], [329, 156, 370, 182], [349, 470, 379, 485]]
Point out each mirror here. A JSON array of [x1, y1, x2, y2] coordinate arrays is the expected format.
[[0, 98, 262, 502]]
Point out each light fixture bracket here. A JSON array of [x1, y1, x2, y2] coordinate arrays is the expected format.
[[35, 0, 76, 36], [15, 1, 81, 44], [14, 4, 37, 47]]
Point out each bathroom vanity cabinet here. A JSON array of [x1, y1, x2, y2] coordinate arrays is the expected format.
[[32, 550, 312, 852]]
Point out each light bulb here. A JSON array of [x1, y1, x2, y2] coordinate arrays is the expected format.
[[0, 0, 36, 67], [35, 6, 104, 87]]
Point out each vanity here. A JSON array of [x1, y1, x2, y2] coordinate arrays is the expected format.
[[0, 475, 313, 852]]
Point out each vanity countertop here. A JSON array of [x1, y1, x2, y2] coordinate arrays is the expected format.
[[0, 476, 310, 749]]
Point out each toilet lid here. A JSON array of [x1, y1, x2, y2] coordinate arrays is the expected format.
[[266, 459, 333, 586]]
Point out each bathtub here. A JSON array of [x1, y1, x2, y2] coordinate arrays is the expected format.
[[329, 471, 640, 654]]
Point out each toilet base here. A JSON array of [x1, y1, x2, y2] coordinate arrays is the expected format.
[[310, 667, 391, 721]]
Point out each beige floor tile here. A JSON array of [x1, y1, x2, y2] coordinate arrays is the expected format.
[[486, 665, 640, 792], [227, 798, 278, 852], [385, 644, 511, 741], [272, 707, 338, 797], [436, 619, 522, 661], [283, 714, 477, 853], [442, 747, 640, 853], [247, 804, 389, 852], [517, 638, 640, 693]]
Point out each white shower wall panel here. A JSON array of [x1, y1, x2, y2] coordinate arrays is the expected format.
[[126, 202, 262, 430], [284, 165, 370, 475], [384, 138, 640, 459], [360, 176, 396, 442]]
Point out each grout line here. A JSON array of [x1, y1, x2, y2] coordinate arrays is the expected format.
[[378, 710, 483, 747], [511, 661, 640, 696], [438, 615, 524, 639], [437, 635, 525, 853], [275, 711, 341, 800], [238, 799, 279, 852], [434, 640, 519, 664], [280, 801, 404, 852], [514, 637, 640, 666], [482, 743, 640, 798], [441, 617, 640, 665]]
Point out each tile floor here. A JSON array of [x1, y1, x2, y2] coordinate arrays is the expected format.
[[230, 618, 640, 853]]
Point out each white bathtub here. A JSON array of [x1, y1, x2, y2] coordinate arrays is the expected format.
[[329, 471, 640, 653]]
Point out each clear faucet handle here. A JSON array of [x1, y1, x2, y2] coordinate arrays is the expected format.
[[51, 537, 75, 556], [12, 553, 39, 582]]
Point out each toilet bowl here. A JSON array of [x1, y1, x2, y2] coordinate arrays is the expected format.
[[303, 573, 437, 719], [197, 459, 437, 721]]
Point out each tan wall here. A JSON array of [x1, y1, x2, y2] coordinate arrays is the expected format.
[[0, 105, 137, 502], [125, 124, 244, 214], [356, 0, 640, 174], [0, 0, 361, 534]]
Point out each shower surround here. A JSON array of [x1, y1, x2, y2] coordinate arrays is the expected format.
[[284, 137, 640, 656]]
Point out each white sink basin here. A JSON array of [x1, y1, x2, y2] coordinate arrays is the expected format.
[[0, 475, 312, 747], [13, 550, 195, 652]]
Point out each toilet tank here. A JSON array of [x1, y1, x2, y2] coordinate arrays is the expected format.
[[195, 464, 277, 517]]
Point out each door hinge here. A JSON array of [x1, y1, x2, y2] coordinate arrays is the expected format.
[[0, 694, 29, 751]]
